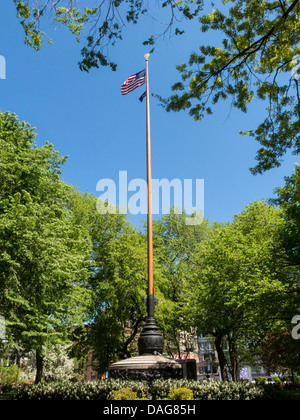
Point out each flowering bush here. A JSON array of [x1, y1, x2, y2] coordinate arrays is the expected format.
[[14, 378, 284, 400], [150, 379, 267, 400], [15, 379, 149, 400], [111, 388, 138, 400], [167, 387, 194, 400]]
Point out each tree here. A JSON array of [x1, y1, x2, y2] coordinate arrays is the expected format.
[[152, 210, 209, 357], [0, 111, 92, 383], [162, 0, 300, 175], [90, 223, 154, 374], [187, 201, 286, 380], [11, 1, 300, 174], [67, 189, 157, 374], [13, 0, 203, 71], [21, 344, 75, 383], [272, 165, 300, 266], [269, 165, 300, 328], [258, 331, 300, 380]]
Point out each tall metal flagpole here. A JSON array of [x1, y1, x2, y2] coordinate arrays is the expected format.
[[138, 54, 164, 355], [144, 53, 153, 297], [109, 54, 191, 379]]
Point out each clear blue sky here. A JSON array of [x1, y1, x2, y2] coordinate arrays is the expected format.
[[0, 2, 297, 226]]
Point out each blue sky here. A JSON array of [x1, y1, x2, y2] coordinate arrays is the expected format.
[[0, 1, 298, 226]]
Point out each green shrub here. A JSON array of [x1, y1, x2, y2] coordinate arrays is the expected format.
[[112, 387, 137, 400], [150, 379, 267, 400], [15, 379, 150, 400], [14, 378, 284, 400], [0, 364, 22, 387], [168, 387, 194, 400]]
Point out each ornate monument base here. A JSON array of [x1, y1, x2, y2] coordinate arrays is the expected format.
[[108, 355, 197, 381], [108, 354, 183, 381], [108, 296, 197, 381]]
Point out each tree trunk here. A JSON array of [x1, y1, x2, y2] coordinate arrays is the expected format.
[[120, 316, 144, 359], [228, 335, 240, 381], [291, 368, 295, 384], [214, 334, 229, 381], [35, 349, 43, 384]]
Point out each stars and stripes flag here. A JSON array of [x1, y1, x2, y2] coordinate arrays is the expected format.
[[121, 69, 146, 95]]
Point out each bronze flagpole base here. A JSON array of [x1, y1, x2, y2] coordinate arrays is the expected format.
[[138, 295, 164, 355]]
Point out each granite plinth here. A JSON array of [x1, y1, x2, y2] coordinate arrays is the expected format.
[[108, 354, 184, 381]]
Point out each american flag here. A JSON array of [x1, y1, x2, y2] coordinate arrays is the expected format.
[[121, 69, 146, 95]]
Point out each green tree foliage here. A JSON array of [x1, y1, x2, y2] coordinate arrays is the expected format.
[[272, 165, 300, 265], [162, 0, 300, 175], [0, 111, 92, 382], [67, 190, 156, 374], [1, 107, 298, 383], [258, 331, 300, 378], [152, 210, 209, 357], [21, 344, 75, 383], [11, 2, 300, 175], [90, 222, 152, 374], [186, 201, 287, 380], [0, 362, 22, 387], [270, 165, 300, 325], [13, 0, 203, 71]]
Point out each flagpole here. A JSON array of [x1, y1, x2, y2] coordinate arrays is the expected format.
[[138, 54, 164, 355], [144, 53, 153, 297]]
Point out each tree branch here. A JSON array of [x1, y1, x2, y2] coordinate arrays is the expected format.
[[190, 0, 300, 99]]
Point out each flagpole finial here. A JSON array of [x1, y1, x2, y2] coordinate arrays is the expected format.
[[144, 53, 150, 61]]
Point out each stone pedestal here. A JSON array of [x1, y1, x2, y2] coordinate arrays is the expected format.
[[108, 295, 197, 381], [108, 354, 197, 381], [108, 354, 183, 381], [137, 295, 164, 355]]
